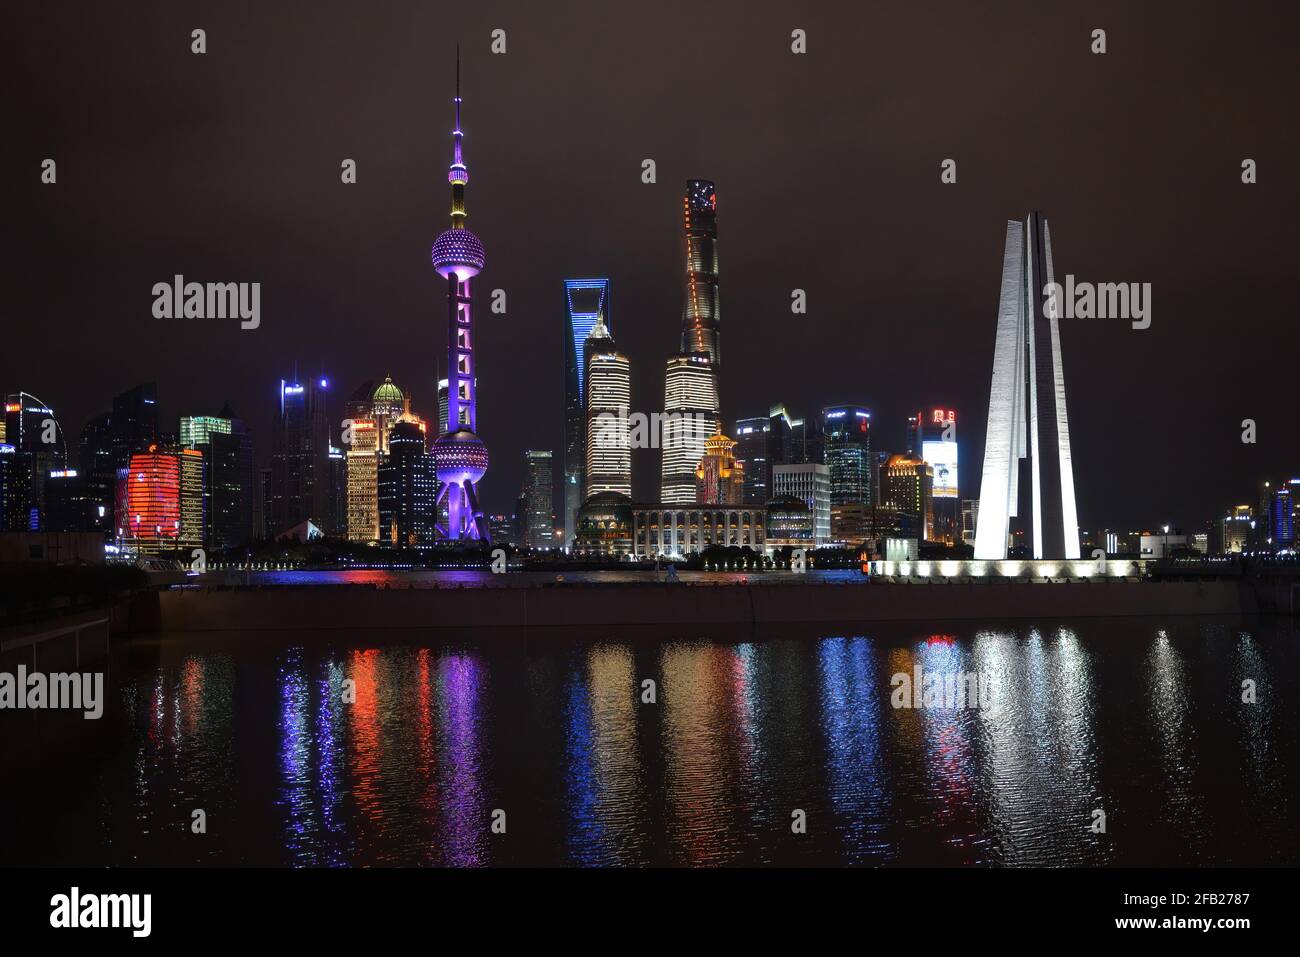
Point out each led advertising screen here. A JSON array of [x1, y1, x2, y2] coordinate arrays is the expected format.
[[922, 439, 958, 498]]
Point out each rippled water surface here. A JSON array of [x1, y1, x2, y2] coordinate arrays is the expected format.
[[5, 617, 1298, 866]]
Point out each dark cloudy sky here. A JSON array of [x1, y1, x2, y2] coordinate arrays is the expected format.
[[5, 0, 1299, 529]]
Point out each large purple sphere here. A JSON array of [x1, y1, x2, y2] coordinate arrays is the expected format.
[[432, 228, 486, 280], [432, 429, 489, 484]]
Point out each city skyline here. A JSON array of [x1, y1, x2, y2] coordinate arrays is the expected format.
[[7, 0, 1300, 906], [5, 3, 1299, 532]]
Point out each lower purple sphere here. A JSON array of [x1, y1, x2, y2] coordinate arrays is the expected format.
[[432, 429, 489, 485]]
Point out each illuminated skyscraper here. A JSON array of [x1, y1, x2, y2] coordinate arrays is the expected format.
[[371, 376, 404, 453], [681, 180, 721, 362], [881, 453, 934, 543], [1221, 504, 1253, 553], [822, 405, 872, 505], [733, 416, 770, 505], [975, 212, 1080, 560], [179, 415, 230, 449], [126, 447, 180, 555], [430, 53, 490, 543], [659, 355, 719, 503], [344, 376, 407, 544], [1261, 479, 1299, 550], [328, 444, 347, 537], [178, 448, 206, 549], [270, 376, 331, 537], [522, 450, 555, 549], [346, 417, 379, 543], [182, 409, 253, 549], [0, 443, 31, 532], [378, 419, 437, 547], [584, 314, 631, 499], [660, 181, 722, 504], [822, 405, 872, 543], [909, 407, 959, 545], [563, 278, 611, 548], [4, 391, 66, 529], [772, 462, 831, 545]]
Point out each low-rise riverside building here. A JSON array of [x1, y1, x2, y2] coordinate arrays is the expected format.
[[632, 504, 765, 559]]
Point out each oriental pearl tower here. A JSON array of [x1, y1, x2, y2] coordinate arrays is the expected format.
[[431, 50, 490, 543]]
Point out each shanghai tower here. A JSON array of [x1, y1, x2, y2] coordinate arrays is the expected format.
[[659, 180, 722, 503], [430, 52, 490, 543], [974, 212, 1080, 560], [681, 179, 721, 362]]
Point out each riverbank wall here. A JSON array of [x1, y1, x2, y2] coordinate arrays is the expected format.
[[154, 578, 1252, 631]]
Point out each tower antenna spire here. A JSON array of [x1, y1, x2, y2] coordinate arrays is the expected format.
[[447, 42, 468, 228]]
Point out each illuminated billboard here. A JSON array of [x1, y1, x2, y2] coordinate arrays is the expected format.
[[922, 439, 958, 498]]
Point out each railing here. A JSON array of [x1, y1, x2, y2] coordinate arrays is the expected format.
[[0, 616, 112, 749], [1149, 555, 1300, 578], [0, 616, 111, 670]]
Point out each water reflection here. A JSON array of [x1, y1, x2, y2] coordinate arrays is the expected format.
[[818, 636, 888, 863], [263, 646, 490, 865], [661, 642, 745, 864], [122, 654, 235, 864], [563, 645, 646, 865], [279, 647, 317, 864], [1145, 629, 1204, 853], [436, 652, 487, 866], [10, 619, 1299, 867], [971, 627, 1106, 865]]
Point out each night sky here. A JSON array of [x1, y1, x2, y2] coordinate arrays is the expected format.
[[6, 0, 1299, 529]]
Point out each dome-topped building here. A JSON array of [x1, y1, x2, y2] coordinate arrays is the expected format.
[[369, 375, 405, 454], [695, 431, 744, 505], [372, 375, 404, 410]]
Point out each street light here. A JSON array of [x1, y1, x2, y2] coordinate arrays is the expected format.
[[1162, 524, 1170, 558]]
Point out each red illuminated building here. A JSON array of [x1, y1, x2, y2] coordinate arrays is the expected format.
[[126, 446, 181, 554]]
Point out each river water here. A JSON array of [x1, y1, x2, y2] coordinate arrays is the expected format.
[[4, 612, 1297, 866]]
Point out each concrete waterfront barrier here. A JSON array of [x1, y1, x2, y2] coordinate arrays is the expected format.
[[154, 578, 1251, 632]]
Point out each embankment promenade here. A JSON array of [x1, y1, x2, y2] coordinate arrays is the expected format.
[[155, 578, 1254, 631]]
